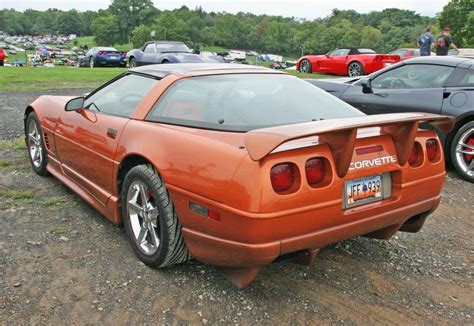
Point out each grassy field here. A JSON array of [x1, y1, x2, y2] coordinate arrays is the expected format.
[[0, 66, 125, 91]]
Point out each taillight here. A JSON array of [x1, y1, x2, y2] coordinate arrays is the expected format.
[[426, 139, 438, 162], [305, 158, 325, 185], [98, 51, 106, 55], [120, 52, 127, 56], [408, 143, 420, 166], [270, 163, 295, 192]]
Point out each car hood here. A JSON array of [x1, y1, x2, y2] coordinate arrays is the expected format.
[[172, 52, 220, 63]]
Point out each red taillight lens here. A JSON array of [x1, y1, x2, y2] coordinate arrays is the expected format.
[[408, 143, 420, 165], [305, 158, 325, 185], [270, 163, 294, 192], [98, 51, 106, 55], [426, 139, 438, 162]]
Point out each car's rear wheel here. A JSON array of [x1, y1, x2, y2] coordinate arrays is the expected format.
[[89, 57, 95, 68], [451, 121, 474, 182], [25, 112, 49, 176], [348, 61, 364, 77], [129, 57, 137, 68], [299, 59, 312, 73], [121, 164, 192, 267], [162, 60, 170, 64]]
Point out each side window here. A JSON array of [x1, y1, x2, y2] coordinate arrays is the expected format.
[[329, 49, 350, 57], [144, 44, 155, 54], [371, 64, 454, 90], [457, 69, 474, 86], [84, 74, 158, 118]]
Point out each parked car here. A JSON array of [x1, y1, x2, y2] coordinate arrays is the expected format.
[[24, 63, 453, 287], [126, 41, 222, 68], [449, 48, 474, 59], [388, 48, 421, 60], [306, 56, 474, 182], [297, 47, 400, 77], [76, 47, 127, 68], [0, 48, 5, 66]]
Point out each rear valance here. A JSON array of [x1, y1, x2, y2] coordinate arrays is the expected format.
[[244, 113, 454, 178]]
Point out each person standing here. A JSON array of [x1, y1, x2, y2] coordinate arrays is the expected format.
[[436, 27, 459, 56], [417, 26, 435, 56]]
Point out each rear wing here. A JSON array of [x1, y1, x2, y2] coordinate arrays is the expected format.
[[244, 113, 454, 178]]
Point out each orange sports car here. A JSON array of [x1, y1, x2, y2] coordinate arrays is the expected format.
[[24, 64, 454, 288]]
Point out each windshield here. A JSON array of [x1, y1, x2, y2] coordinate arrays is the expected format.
[[156, 43, 191, 53], [147, 74, 363, 131]]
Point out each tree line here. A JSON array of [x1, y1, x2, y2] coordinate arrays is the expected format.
[[1, 0, 472, 55]]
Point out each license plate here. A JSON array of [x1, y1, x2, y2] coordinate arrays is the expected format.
[[344, 174, 383, 208], [110, 56, 117, 60]]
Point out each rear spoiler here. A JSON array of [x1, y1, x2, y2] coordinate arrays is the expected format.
[[244, 113, 454, 178]]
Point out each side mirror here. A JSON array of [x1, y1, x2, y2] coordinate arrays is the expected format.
[[361, 79, 373, 94], [65, 97, 85, 111]]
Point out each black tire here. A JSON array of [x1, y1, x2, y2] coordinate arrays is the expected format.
[[121, 164, 192, 267], [129, 57, 137, 68], [25, 112, 49, 176], [450, 121, 474, 183], [161, 60, 170, 64], [348, 61, 364, 77], [299, 59, 312, 73], [0, 60, 4, 66]]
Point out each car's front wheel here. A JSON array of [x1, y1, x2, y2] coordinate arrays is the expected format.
[[25, 112, 49, 176], [348, 61, 364, 77], [121, 164, 192, 267], [299, 59, 312, 73], [129, 57, 137, 68], [451, 121, 474, 182]]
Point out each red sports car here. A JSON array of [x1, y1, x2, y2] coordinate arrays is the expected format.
[[297, 47, 400, 77]]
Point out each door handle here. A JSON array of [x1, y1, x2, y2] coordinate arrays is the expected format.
[[107, 128, 118, 139]]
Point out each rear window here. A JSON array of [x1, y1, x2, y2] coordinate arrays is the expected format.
[[147, 74, 363, 131]]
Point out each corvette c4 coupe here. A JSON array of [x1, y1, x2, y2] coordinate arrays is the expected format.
[[25, 64, 453, 288], [297, 47, 400, 77]]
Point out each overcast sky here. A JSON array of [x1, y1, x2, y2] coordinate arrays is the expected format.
[[2, 0, 450, 19]]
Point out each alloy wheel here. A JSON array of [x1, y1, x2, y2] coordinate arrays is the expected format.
[[27, 119, 43, 168], [127, 180, 160, 255], [455, 127, 474, 178], [348, 63, 362, 77], [300, 60, 310, 73]]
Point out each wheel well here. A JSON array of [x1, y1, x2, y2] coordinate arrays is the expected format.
[[117, 155, 152, 195], [129, 56, 135, 62], [161, 59, 169, 63]]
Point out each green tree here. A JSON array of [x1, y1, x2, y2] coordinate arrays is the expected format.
[[360, 26, 382, 49], [91, 15, 120, 46], [438, 0, 474, 47], [108, 0, 157, 44]]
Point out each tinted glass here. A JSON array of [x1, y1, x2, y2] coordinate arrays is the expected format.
[[147, 74, 363, 131], [84, 74, 158, 118], [155, 43, 191, 53], [372, 64, 454, 89]]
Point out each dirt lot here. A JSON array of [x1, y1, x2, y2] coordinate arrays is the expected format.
[[1, 89, 473, 324]]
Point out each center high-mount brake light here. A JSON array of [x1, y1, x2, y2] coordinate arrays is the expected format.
[[270, 163, 294, 192], [426, 139, 438, 162], [305, 158, 325, 185]]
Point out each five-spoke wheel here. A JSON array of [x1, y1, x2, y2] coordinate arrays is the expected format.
[[451, 122, 474, 182]]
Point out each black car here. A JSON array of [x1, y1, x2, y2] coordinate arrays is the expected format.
[[306, 56, 474, 182], [76, 47, 127, 68]]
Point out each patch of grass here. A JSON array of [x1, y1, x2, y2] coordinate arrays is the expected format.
[[41, 196, 68, 210], [0, 190, 35, 210], [50, 226, 69, 235], [0, 66, 125, 91], [0, 160, 11, 168], [0, 138, 27, 151]]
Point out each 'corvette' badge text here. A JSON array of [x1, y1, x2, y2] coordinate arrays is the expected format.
[[349, 155, 397, 171]]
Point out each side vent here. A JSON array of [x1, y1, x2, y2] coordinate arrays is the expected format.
[[43, 132, 51, 150]]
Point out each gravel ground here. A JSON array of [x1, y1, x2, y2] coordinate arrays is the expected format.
[[1, 90, 473, 324]]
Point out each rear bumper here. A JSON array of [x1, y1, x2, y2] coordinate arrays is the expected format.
[[181, 194, 440, 268]]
